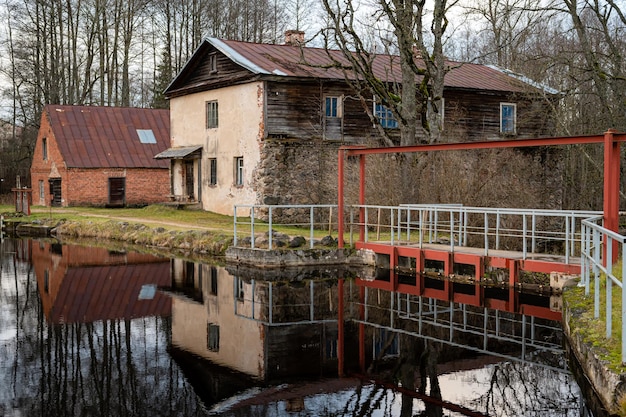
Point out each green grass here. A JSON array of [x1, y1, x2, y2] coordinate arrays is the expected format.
[[564, 261, 626, 374]]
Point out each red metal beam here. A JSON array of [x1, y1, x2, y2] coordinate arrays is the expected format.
[[341, 132, 626, 156]]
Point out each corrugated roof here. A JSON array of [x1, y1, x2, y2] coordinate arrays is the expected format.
[[47, 262, 172, 324], [45, 105, 171, 169], [208, 38, 535, 93], [154, 145, 203, 159]]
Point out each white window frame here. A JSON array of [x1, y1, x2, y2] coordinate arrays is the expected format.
[[500, 103, 517, 134], [325, 96, 342, 118], [206, 101, 218, 129], [373, 98, 398, 129], [234, 156, 244, 186]]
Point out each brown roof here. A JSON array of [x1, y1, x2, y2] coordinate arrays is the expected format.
[[169, 37, 545, 95], [46, 262, 172, 323], [45, 105, 171, 169]]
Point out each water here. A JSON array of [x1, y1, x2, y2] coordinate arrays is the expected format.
[[0, 238, 605, 416]]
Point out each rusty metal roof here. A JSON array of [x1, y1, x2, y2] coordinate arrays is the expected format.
[[45, 262, 172, 324], [155, 145, 203, 160], [45, 105, 171, 169], [207, 38, 538, 93]]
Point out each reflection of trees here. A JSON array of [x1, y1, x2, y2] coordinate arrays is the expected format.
[[0, 243, 206, 417], [34, 318, 206, 417], [472, 360, 580, 416]]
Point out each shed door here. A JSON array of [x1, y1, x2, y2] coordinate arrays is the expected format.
[[108, 177, 126, 207], [48, 178, 62, 207]]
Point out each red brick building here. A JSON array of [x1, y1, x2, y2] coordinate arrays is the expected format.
[[30, 105, 171, 207]]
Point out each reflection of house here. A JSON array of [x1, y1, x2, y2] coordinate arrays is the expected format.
[[32, 241, 171, 323], [30, 105, 171, 207], [169, 260, 350, 381], [159, 31, 556, 215]]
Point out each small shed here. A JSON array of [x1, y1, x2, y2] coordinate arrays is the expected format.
[[30, 105, 171, 207]]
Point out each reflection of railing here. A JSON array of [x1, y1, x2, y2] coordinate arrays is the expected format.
[[232, 276, 340, 326], [233, 204, 338, 250], [581, 216, 626, 363], [349, 204, 600, 262], [356, 292, 567, 373]]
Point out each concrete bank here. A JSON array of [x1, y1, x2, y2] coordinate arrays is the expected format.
[[562, 293, 626, 416]]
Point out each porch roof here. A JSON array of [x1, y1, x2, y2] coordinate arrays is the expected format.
[[154, 145, 203, 160]]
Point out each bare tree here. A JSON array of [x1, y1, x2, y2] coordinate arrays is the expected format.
[[321, 0, 456, 145]]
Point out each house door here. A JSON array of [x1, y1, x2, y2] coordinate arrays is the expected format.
[[48, 178, 62, 207], [185, 161, 194, 200], [108, 177, 126, 207]]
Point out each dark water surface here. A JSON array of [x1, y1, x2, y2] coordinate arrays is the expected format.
[[0, 238, 606, 416]]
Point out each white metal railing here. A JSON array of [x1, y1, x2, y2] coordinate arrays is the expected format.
[[580, 215, 626, 364], [233, 204, 338, 250], [349, 204, 601, 261]]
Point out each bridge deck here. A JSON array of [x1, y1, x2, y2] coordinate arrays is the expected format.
[[356, 240, 581, 285]]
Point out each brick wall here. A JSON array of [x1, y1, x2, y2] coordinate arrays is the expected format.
[[30, 110, 171, 207], [66, 168, 170, 206]]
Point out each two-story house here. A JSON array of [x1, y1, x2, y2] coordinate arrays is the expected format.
[[159, 32, 555, 215]]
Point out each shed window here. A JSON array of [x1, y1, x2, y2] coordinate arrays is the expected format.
[[325, 96, 342, 118], [500, 103, 516, 134], [206, 101, 219, 129], [137, 129, 157, 144]]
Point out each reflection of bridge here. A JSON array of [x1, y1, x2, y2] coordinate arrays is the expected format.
[[355, 275, 566, 373]]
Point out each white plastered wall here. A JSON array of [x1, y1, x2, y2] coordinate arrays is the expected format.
[[170, 81, 264, 215]]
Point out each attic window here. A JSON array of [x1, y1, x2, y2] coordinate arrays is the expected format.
[[208, 53, 217, 73], [137, 129, 157, 144]]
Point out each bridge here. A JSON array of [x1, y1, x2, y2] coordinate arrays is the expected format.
[[335, 129, 626, 381]]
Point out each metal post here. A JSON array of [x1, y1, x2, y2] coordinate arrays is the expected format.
[[450, 210, 455, 252], [594, 229, 601, 319], [622, 242, 626, 364], [496, 211, 501, 250], [268, 206, 273, 249], [359, 155, 366, 242], [484, 212, 489, 256], [233, 206, 238, 246], [531, 212, 537, 253], [606, 239, 613, 338], [603, 129, 620, 263], [310, 206, 315, 249], [391, 208, 395, 245], [522, 214, 527, 259], [251, 207, 256, 249], [338, 149, 345, 248], [565, 214, 570, 263]]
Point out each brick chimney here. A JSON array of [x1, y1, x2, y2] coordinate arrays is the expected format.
[[284, 30, 305, 46]]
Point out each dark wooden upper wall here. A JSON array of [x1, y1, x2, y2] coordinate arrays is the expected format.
[[167, 43, 555, 143]]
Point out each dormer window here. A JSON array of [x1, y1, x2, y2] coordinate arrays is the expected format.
[[208, 53, 217, 73]]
